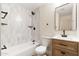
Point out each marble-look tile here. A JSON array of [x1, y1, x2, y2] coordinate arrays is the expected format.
[[1, 4, 32, 48]]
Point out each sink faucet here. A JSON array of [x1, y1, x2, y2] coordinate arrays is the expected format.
[[63, 30, 65, 35], [62, 30, 67, 37], [1, 45, 7, 50]]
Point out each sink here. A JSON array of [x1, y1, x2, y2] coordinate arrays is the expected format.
[[42, 35, 79, 42]]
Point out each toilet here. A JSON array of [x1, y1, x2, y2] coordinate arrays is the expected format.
[[35, 46, 47, 56]]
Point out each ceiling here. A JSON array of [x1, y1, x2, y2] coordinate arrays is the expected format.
[[18, 3, 46, 9], [1, 3, 47, 10]]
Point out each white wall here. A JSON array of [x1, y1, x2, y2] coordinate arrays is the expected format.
[[38, 4, 55, 46], [1, 4, 32, 48], [0, 4, 1, 56], [77, 4, 79, 36], [39, 4, 55, 37]]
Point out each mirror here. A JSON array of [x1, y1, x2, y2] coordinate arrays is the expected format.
[[55, 3, 77, 31]]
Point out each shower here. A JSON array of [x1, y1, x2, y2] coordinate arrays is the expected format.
[[28, 10, 41, 45]]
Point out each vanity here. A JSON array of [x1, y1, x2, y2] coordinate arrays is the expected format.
[[46, 3, 79, 56], [45, 36, 79, 56]]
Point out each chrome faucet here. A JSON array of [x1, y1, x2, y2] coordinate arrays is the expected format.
[[62, 30, 67, 37], [63, 30, 65, 35]]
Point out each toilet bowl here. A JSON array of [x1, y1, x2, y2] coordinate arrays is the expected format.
[[35, 46, 47, 56]]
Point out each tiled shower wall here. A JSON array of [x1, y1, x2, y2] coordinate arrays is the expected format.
[[0, 4, 1, 55], [1, 4, 32, 48]]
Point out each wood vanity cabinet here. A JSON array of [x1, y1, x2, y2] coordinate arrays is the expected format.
[[77, 42, 79, 56], [48, 39, 79, 56], [52, 39, 78, 56]]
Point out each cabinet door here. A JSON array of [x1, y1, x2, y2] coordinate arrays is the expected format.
[[47, 40, 53, 56]]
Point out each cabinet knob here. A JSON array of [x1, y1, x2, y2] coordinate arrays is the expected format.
[[61, 51, 66, 55]]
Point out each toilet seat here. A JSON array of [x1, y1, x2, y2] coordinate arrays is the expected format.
[[35, 46, 46, 55]]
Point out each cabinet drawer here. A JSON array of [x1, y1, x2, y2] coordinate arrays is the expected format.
[[53, 48, 77, 56], [52, 39, 77, 52]]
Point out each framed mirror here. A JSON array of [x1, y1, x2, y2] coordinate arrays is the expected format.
[[55, 3, 77, 31]]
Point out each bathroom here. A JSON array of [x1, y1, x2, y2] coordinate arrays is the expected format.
[[0, 3, 79, 56]]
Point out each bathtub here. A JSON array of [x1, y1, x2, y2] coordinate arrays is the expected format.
[[1, 41, 39, 56]]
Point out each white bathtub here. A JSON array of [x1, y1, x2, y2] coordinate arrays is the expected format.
[[1, 42, 39, 56]]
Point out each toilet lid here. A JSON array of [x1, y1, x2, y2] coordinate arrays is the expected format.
[[35, 46, 46, 52]]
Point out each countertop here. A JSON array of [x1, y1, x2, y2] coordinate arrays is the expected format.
[[42, 35, 79, 42]]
